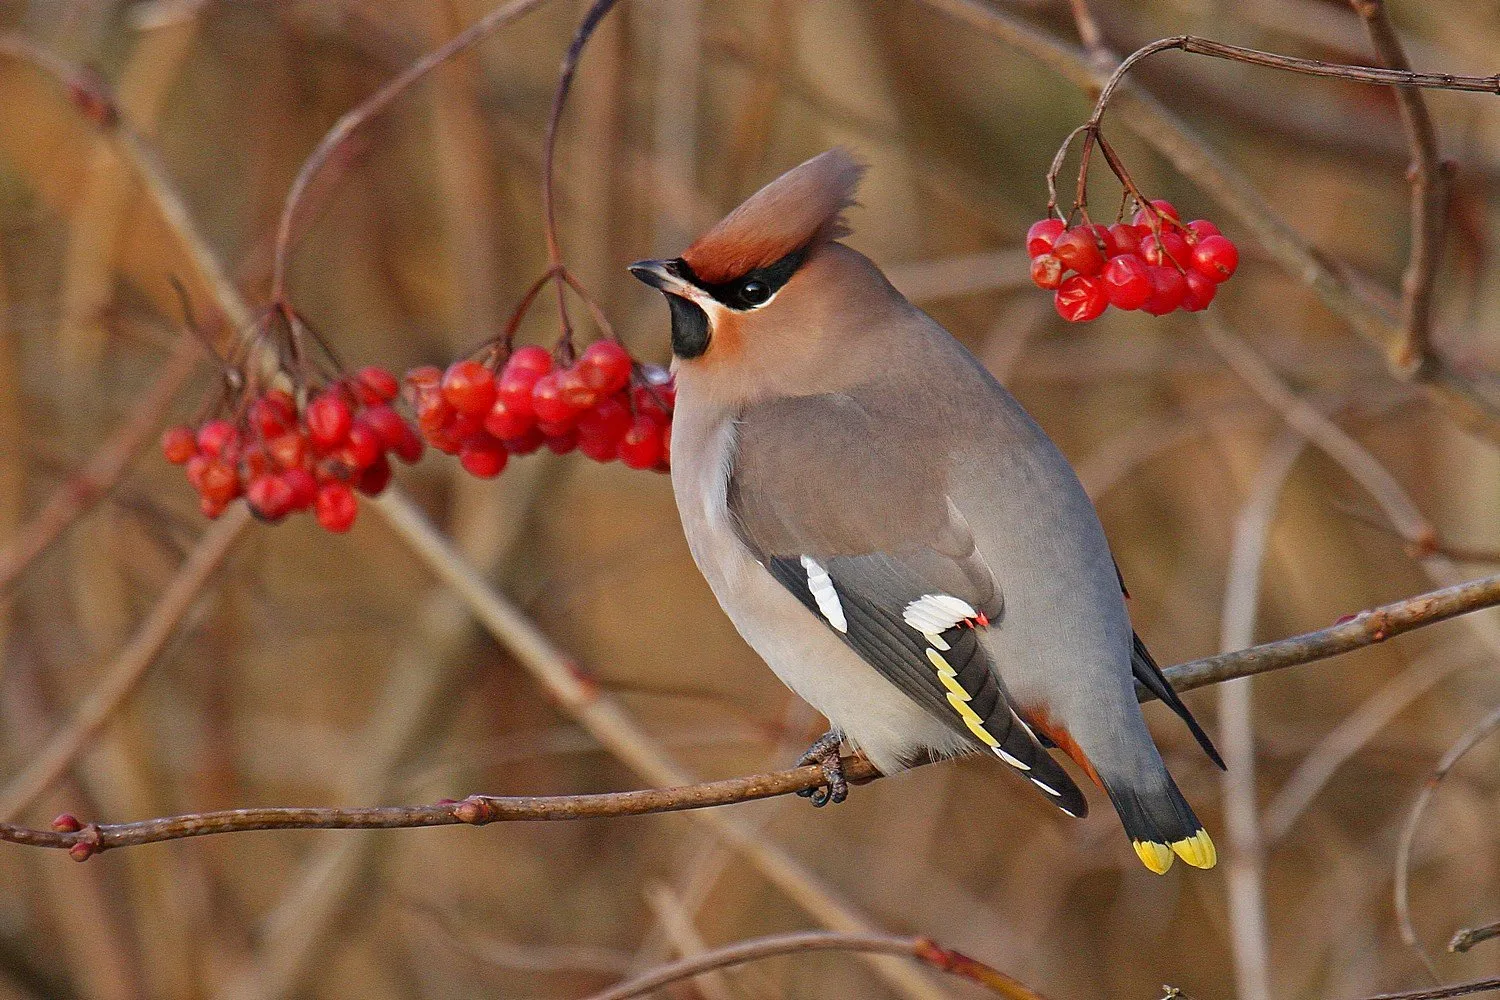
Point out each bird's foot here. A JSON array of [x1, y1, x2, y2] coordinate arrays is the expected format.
[[795, 729, 847, 807]]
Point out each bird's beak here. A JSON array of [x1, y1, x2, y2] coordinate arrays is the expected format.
[[629, 258, 695, 297]]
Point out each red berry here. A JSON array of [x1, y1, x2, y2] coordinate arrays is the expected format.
[[247, 396, 292, 439], [416, 393, 454, 434], [1132, 199, 1180, 228], [161, 425, 197, 464], [658, 426, 672, 470], [631, 384, 672, 422], [544, 428, 578, 455], [1138, 231, 1189, 268], [315, 482, 358, 533], [459, 437, 508, 478], [198, 459, 241, 505], [200, 494, 229, 520], [389, 424, 424, 464], [577, 432, 617, 463], [531, 372, 575, 425], [185, 454, 209, 491], [246, 474, 295, 521], [356, 366, 400, 403], [558, 365, 600, 410], [403, 365, 442, 400], [618, 415, 665, 469], [1182, 270, 1217, 312], [283, 468, 318, 511], [1053, 274, 1108, 323], [1101, 255, 1152, 311], [576, 395, 631, 443], [1030, 254, 1064, 290], [1025, 219, 1066, 257], [1143, 266, 1187, 315], [441, 360, 497, 416], [1191, 235, 1239, 282], [484, 397, 534, 440], [505, 345, 554, 378], [239, 445, 273, 482], [196, 420, 239, 459], [1049, 228, 1105, 276], [306, 391, 353, 449], [357, 404, 410, 450], [501, 427, 545, 455], [265, 432, 307, 471], [355, 454, 392, 496], [1185, 219, 1221, 243], [338, 424, 383, 470], [1104, 223, 1143, 257], [577, 340, 633, 395]]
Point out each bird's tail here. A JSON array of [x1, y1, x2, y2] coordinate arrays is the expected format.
[[1102, 769, 1216, 875]]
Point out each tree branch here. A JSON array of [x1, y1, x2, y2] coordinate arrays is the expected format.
[[1348, 0, 1451, 377], [579, 931, 1047, 1000], [3, 570, 1497, 856], [913, 0, 1500, 443]]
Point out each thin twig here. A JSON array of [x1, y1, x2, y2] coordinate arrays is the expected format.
[[912, 0, 1500, 442], [4, 569, 1500, 854], [1393, 704, 1500, 981], [1349, 0, 1451, 377], [0, 332, 202, 592], [580, 932, 1049, 1000], [266, 0, 551, 304], [1358, 976, 1500, 1000], [0, 505, 251, 823], [1449, 920, 1500, 955]]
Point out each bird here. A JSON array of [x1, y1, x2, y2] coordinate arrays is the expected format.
[[628, 148, 1223, 874]]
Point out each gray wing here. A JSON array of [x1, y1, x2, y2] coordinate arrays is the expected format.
[[729, 392, 1087, 817]]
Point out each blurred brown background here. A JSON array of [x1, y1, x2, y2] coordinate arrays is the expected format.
[[1, 1, 1498, 998]]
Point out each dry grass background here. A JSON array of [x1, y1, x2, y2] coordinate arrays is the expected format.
[[0, 1, 1499, 998]]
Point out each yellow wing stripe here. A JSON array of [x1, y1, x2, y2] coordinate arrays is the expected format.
[[925, 649, 1008, 755]]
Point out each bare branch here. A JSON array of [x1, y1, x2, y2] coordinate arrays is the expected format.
[[1449, 920, 1500, 955], [0, 332, 202, 592], [1394, 704, 1500, 980], [3, 570, 1498, 855], [1349, 0, 1452, 376], [579, 932, 1049, 1000], [0, 506, 251, 824], [267, 0, 551, 304], [912, 0, 1500, 443], [1359, 977, 1500, 1000]]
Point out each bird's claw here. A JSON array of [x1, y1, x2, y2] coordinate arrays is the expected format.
[[795, 730, 847, 807]]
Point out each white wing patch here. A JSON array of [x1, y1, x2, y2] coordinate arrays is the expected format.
[[800, 555, 847, 633], [903, 594, 979, 637]]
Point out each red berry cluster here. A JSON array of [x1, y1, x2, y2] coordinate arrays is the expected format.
[[1026, 200, 1240, 322], [160, 367, 424, 532], [404, 339, 674, 478]]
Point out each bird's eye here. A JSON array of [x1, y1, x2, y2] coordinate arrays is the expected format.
[[738, 279, 771, 307]]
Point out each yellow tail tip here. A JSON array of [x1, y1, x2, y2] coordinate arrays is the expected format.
[[1133, 839, 1174, 874], [1171, 829, 1217, 869]]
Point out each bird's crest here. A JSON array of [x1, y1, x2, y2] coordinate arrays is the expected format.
[[681, 148, 865, 284]]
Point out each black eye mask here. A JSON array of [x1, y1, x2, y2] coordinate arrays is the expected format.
[[680, 246, 808, 312]]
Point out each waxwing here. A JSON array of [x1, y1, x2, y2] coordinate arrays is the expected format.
[[629, 149, 1223, 873]]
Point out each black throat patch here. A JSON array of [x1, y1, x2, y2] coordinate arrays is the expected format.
[[667, 294, 710, 359]]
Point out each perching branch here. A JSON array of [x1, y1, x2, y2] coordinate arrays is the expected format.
[[3, 570, 1498, 857], [579, 931, 1048, 1000]]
